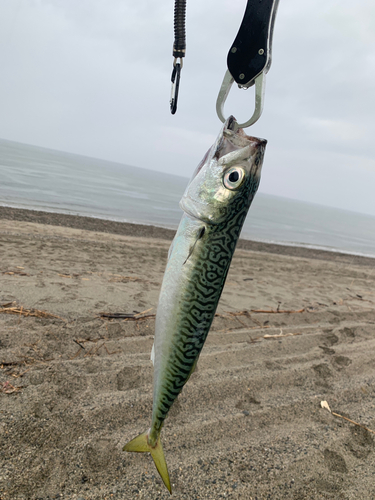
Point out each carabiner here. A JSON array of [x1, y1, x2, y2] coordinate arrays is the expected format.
[[216, 70, 265, 129], [170, 58, 182, 115]]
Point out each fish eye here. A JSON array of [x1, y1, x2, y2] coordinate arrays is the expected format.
[[223, 166, 245, 190]]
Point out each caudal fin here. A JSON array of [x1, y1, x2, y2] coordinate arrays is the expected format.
[[123, 431, 171, 494]]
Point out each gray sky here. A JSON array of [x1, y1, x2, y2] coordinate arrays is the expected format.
[[0, 0, 375, 216]]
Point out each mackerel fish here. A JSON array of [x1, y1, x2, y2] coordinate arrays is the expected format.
[[124, 116, 267, 493]]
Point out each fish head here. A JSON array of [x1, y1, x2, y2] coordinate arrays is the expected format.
[[180, 116, 267, 225]]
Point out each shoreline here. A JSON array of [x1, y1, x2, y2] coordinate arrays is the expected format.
[[1, 205, 374, 267]]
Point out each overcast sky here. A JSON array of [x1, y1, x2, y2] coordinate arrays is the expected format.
[[0, 0, 374, 216]]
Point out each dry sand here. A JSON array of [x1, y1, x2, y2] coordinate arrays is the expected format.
[[1, 207, 375, 500]]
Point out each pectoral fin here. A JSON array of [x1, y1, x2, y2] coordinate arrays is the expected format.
[[183, 226, 206, 265], [150, 343, 155, 365]]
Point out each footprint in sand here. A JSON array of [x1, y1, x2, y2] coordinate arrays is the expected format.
[[116, 366, 150, 391], [321, 330, 339, 346], [332, 355, 352, 370], [341, 326, 356, 340], [83, 438, 120, 474], [347, 426, 374, 459], [235, 393, 261, 410], [319, 345, 335, 355], [313, 363, 332, 388], [323, 448, 348, 473], [106, 322, 123, 339]]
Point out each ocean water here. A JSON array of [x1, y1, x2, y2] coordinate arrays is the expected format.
[[1, 138, 375, 258]]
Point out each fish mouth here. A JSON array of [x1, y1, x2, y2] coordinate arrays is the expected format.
[[190, 117, 266, 183], [223, 116, 267, 151], [209, 116, 267, 170]]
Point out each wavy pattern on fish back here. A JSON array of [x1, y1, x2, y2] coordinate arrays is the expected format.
[[151, 172, 261, 433]]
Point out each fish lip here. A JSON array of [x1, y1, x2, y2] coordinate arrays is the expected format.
[[227, 115, 236, 131], [250, 136, 267, 148], [179, 202, 217, 225], [246, 136, 267, 149]]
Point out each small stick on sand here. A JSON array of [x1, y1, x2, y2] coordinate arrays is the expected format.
[[1, 381, 23, 394], [90, 343, 105, 356], [83, 343, 99, 357], [73, 339, 85, 349], [263, 331, 301, 339], [99, 310, 156, 320], [2, 270, 30, 276], [215, 310, 266, 329], [70, 348, 82, 360], [251, 308, 305, 314], [321, 400, 375, 435], [215, 324, 271, 334], [134, 308, 154, 317], [103, 343, 122, 356], [0, 302, 64, 320]]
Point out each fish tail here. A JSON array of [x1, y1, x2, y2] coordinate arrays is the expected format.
[[123, 431, 171, 494]]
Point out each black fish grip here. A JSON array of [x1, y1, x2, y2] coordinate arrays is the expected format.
[[227, 0, 279, 88], [216, 0, 279, 128]]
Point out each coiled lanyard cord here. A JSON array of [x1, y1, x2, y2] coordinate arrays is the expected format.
[[170, 0, 186, 115]]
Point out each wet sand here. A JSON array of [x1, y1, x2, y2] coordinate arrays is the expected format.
[[1, 207, 375, 499]]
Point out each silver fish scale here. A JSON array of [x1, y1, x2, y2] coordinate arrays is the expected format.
[[151, 172, 261, 431]]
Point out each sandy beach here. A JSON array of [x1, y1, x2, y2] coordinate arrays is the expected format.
[[1, 206, 375, 500]]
